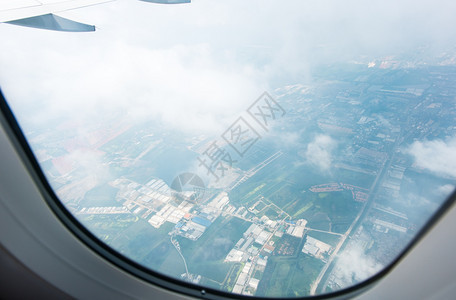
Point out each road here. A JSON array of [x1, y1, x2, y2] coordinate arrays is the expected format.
[[305, 228, 343, 236], [309, 200, 367, 295], [228, 151, 283, 191], [310, 134, 402, 295], [170, 235, 189, 279]]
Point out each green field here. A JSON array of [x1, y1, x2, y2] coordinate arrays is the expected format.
[[256, 253, 324, 297], [109, 220, 174, 267], [124, 143, 198, 184], [79, 184, 120, 207], [306, 191, 361, 233], [79, 212, 190, 279], [293, 202, 313, 218], [78, 213, 139, 243], [223, 263, 244, 292], [144, 240, 186, 278], [334, 168, 375, 189], [177, 216, 251, 283], [229, 155, 363, 234]]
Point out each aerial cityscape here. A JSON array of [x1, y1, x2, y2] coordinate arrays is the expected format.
[[1, 0, 455, 297], [22, 53, 456, 297]]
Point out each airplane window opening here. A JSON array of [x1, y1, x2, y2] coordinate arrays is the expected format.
[[1, 0, 455, 298]]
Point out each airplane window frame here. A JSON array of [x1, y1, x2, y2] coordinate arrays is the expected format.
[[0, 87, 455, 300]]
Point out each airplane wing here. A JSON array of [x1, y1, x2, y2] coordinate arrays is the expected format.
[[0, 0, 191, 32]]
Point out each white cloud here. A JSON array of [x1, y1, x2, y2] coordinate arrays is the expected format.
[[1, 0, 456, 137], [437, 184, 455, 197], [0, 37, 265, 135], [406, 137, 456, 178], [305, 135, 336, 172], [0, 0, 454, 183], [403, 192, 437, 210], [335, 245, 384, 289]]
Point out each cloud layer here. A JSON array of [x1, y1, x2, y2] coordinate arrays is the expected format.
[[1, 0, 456, 138], [406, 136, 456, 178], [335, 245, 384, 289], [305, 135, 336, 172]]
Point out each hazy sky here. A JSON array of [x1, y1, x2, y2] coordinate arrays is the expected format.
[[1, 0, 456, 135]]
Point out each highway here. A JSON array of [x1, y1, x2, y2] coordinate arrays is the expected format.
[[170, 235, 190, 279], [309, 134, 401, 295], [228, 151, 283, 191]]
